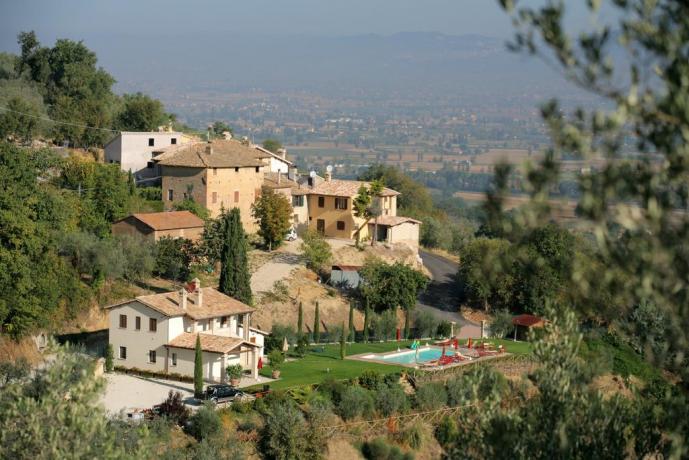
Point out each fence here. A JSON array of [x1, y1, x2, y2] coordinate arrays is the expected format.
[[319, 398, 518, 438]]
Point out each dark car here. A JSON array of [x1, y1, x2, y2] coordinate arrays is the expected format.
[[204, 384, 246, 404]]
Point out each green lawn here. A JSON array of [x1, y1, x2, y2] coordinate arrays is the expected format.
[[252, 339, 532, 391]]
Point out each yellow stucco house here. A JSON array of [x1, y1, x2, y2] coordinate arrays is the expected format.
[[306, 173, 420, 248]]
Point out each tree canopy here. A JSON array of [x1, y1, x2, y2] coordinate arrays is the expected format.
[[262, 138, 283, 153], [114, 92, 169, 132], [359, 259, 428, 313], [252, 188, 292, 251]]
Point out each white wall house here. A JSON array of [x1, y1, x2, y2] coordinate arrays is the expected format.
[[253, 145, 293, 173], [105, 279, 266, 383], [104, 131, 192, 180]]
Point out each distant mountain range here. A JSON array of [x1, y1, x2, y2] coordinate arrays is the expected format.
[[87, 31, 574, 98]]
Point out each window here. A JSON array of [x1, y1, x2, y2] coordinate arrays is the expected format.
[[255, 166, 260, 173], [119, 346, 127, 359], [212, 192, 217, 204], [235, 167, 239, 172], [220, 316, 227, 327], [119, 314, 127, 329], [167, 189, 173, 201], [292, 195, 304, 207], [149, 350, 156, 363], [234, 191, 239, 203], [147, 161, 154, 169], [149, 318, 157, 332], [335, 197, 348, 209], [148, 138, 154, 147], [171, 353, 177, 366], [171, 138, 177, 145], [135, 316, 141, 330], [318, 196, 325, 208], [337, 221, 345, 231]]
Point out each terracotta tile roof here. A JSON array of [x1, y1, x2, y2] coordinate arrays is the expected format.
[[106, 287, 255, 320], [166, 332, 258, 354], [512, 314, 545, 327], [309, 179, 399, 198], [263, 172, 299, 190], [120, 211, 204, 231], [253, 145, 294, 165], [156, 139, 267, 168], [375, 215, 422, 227]]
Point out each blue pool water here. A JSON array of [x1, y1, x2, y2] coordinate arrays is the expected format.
[[380, 347, 452, 364]]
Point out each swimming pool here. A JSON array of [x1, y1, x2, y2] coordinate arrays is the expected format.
[[367, 347, 453, 365]]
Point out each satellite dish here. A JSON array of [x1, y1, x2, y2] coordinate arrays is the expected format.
[[326, 165, 333, 173], [309, 170, 317, 178]]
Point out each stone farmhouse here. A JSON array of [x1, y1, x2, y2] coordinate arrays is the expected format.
[[111, 210, 205, 242], [106, 279, 266, 383]]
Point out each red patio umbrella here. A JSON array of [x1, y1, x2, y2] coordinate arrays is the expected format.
[[257, 357, 263, 370]]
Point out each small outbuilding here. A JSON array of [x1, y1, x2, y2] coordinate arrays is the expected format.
[[330, 265, 363, 289], [511, 314, 546, 341], [369, 216, 421, 251], [112, 211, 205, 242]]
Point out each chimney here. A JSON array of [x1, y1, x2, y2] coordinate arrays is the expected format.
[[277, 148, 287, 160], [205, 143, 213, 155], [192, 278, 202, 307], [180, 288, 188, 310], [324, 171, 332, 182], [288, 166, 297, 182], [222, 131, 232, 140]]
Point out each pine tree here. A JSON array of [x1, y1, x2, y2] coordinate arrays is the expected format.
[[194, 334, 203, 398], [297, 301, 303, 336], [105, 343, 113, 372], [127, 170, 136, 196], [313, 302, 320, 344], [340, 321, 346, 360], [218, 208, 253, 305], [348, 302, 355, 342]]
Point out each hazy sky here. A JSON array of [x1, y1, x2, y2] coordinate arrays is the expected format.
[[0, 0, 601, 50]]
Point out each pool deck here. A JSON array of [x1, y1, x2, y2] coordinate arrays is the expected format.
[[347, 345, 509, 370]]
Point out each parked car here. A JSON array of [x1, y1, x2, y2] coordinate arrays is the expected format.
[[285, 227, 297, 241], [204, 384, 247, 404]]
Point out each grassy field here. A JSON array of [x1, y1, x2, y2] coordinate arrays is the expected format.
[[254, 339, 532, 390]]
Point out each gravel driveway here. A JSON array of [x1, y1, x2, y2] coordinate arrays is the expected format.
[[251, 239, 304, 292]]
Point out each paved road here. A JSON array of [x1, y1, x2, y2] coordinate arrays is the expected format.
[[417, 250, 481, 338]]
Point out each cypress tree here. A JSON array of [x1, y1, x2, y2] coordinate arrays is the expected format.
[[194, 334, 203, 398], [313, 302, 320, 344], [363, 302, 370, 343], [348, 302, 355, 342], [340, 321, 346, 360], [404, 308, 411, 340], [219, 208, 253, 305], [297, 301, 303, 336]]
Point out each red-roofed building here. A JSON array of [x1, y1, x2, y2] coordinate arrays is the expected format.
[[112, 211, 205, 242], [511, 314, 546, 341]]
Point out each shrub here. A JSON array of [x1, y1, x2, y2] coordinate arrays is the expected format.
[[154, 236, 193, 281], [301, 229, 332, 275], [226, 364, 243, 381], [415, 382, 447, 411], [362, 437, 414, 460], [317, 378, 347, 406], [358, 369, 383, 389], [105, 344, 114, 372], [446, 367, 508, 407], [397, 423, 424, 450], [267, 350, 285, 371], [157, 390, 190, 425], [265, 324, 296, 352], [338, 385, 374, 420], [263, 280, 290, 303], [490, 309, 514, 338], [260, 402, 310, 460], [374, 383, 409, 417], [382, 372, 402, 387], [436, 320, 452, 338], [435, 416, 458, 446], [413, 310, 438, 339], [185, 404, 222, 441]]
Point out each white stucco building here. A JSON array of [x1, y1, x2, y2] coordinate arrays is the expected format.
[[105, 279, 266, 383], [253, 145, 293, 173], [104, 131, 193, 180]]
